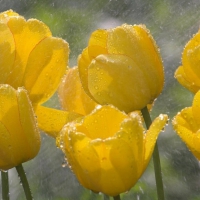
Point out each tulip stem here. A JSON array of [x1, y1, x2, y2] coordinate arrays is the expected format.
[[113, 195, 121, 200], [103, 194, 110, 199], [141, 106, 165, 200], [1, 170, 9, 200], [15, 164, 33, 200]]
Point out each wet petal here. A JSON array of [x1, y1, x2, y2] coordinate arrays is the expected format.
[[6, 17, 51, 87], [58, 67, 97, 115], [107, 24, 164, 95], [193, 90, 200, 125], [35, 105, 82, 138], [0, 23, 15, 83], [23, 37, 69, 104], [175, 66, 200, 93], [173, 107, 200, 160], [144, 114, 168, 168], [83, 105, 126, 139], [88, 29, 108, 59], [88, 54, 150, 112], [78, 48, 92, 97]]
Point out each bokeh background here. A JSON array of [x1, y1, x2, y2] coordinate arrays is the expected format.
[[0, 0, 200, 199]]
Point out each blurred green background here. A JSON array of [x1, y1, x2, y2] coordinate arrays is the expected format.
[[0, 0, 200, 199]]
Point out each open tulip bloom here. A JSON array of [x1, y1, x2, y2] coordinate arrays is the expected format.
[[57, 105, 168, 196], [173, 90, 200, 160]]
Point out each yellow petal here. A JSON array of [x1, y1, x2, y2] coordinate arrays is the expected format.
[[0, 23, 15, 83], [107, 24, 164, 95], [172, 107, 200, 160], [88, 54, 151, 112], [83, 105, 127, 139], [117, 113, 144, 175], [109, 136, 138, 195], [22, 37, 69, 104], [0, 84, 40, 170], [5, 17, 51, 88], [182, 32, 200, 86], [78, 48, 92, 97], [144, 114, 168, 168], [175, 66, 200, 93], [0, 10, 19, 22], [58, 67, 97, 115], [88, 29, 108, 59], [35, 105, 82, 138], [192, 91, 200, 125], [17, 87, 41, 159]]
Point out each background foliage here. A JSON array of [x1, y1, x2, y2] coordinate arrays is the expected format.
[[0, 0, 200, 199]]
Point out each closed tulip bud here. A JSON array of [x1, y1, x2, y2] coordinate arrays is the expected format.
[[57, 105, 168, 196], [0, 84, 40, 170], [175, 30, 200, 93], [78, 24, 164, 113]]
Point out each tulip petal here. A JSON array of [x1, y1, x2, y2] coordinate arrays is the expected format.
[[109, 136, 138, 195], [5, 17, 51, 88], [83, 105, 126, 139], [35, 105, 82, 138], [17, 87, 41, 159], [0, 122, 15, 169], [175, 66, 200, 93], [23, 37, 69, 104], [58, 67, 97, 115], [0, 23, 15, 83], [193, 90, 200, 124], [88, 54, 151, 112], [69, 132, 101, 192], [117, 114, 144, 174], [91, 139, 126, 196], [107, 24, 164, 96], [182, 32, 200, 87], [0, 10, 19, 21], [78, 48, 92, 97], [173, 107, 200, 160], [144, 114, 168, 168], [88, 29, 108, 58]]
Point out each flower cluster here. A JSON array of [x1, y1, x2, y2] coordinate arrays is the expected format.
[[0, 9, 172, 198], [173, 31, 200, 160]]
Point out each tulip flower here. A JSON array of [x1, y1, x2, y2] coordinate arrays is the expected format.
[[0, 84, 40, 170], [0, 10, 71, 137], [173, 90, 200, 160], [78, 24, 164, 113], [57, 105, 168, 196], [58, 66, 97, 116], [175, 30, 200, 93]]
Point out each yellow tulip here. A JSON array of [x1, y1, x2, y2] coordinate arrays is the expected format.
[[172, 90, 200, 160], [57, 105, 168, 196], [0, 10, 70, 137], [58, 66, 97, 116], [78, 24, 164, 113], [175, 30, 200, 93], [0, 84, 40, 170]]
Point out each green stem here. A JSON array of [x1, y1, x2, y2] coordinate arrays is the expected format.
[[15, 164, 33, 200], [141, 106, 165, 200], [103, 194, 110, 200], [113, 195, 121, 200], [1, 170, 9, 200]]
